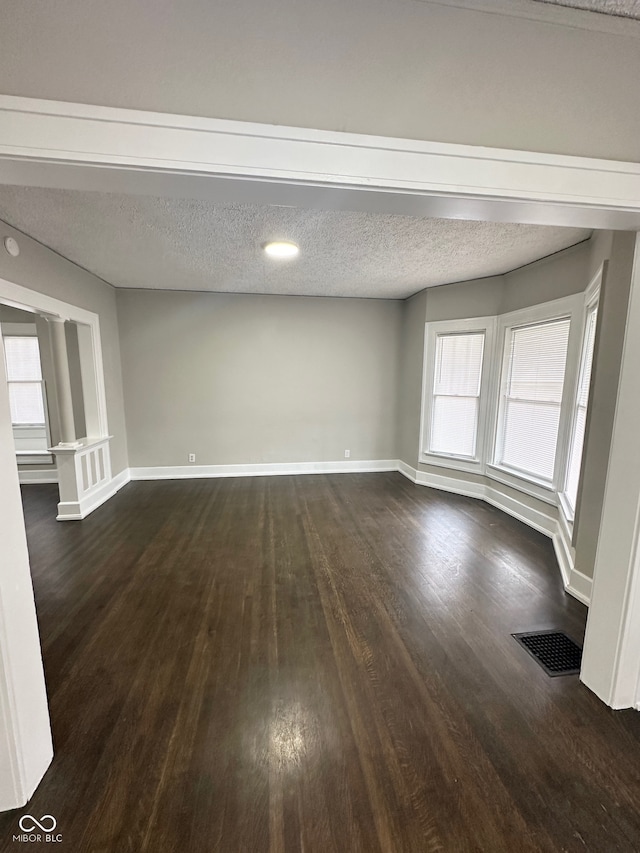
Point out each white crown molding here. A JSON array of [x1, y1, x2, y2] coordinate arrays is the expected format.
[[0, 97, 639, 230], [421, 0, 640, 38]]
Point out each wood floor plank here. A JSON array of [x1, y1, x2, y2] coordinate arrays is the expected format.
[[1, 474, 640, 851]]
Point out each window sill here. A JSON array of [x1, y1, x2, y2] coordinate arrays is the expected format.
[[485, 464, 557, 506], [419, 451, 483, 475], [557, 492, 576, 527], [16, 450, 54, 466]]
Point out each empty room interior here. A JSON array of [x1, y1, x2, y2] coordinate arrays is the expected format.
[[1, 1, 640, 851]]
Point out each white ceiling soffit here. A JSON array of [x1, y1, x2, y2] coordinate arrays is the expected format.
[[0, 188, 590, 299], [532, 0, 640, 19]]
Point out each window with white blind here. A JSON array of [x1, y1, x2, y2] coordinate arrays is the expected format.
[[564, 302, 598, 512], [494, 317, 571, 484], [3, 336, 46, 425], [430, 331, 485, 458]]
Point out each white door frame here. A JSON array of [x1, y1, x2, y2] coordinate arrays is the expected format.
[[0, 277, 109, 439], [0, 276, 110, 810], [1, 95, 640, 811]]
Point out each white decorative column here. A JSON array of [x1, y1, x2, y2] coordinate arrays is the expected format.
[[47, 315, 113, 520], [48, 317, 80, 447], [581, 233, 640, 709]]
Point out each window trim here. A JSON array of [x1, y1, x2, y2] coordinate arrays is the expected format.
[[419, 316, 496, 473], [3, 333, 47, 427], [419, 294, 589, 499], [1, 326, 53, 456], [559, 272, 602, 524], [487, 294, 583, 493]]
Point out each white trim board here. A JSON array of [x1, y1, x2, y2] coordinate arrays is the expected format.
[[397, 460, 592, 606], [0, 97, 640, 230], [56, 468, 130, 521], [18, 469, 58, 485], [0, 276, 110, 439], [129, 459, 399, 481]]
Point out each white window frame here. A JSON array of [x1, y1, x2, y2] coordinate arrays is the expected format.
[[1, 323, 54, 465], [487, 294, 583, 497], [420, 316, 496, 473], [3, 332, 47, 427], [558, 271, 602, 525]]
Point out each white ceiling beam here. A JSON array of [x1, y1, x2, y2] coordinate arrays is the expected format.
[[0, 96, 639, 230]]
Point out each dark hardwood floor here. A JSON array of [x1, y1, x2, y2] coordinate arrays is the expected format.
[[2, 473, 640, 852]]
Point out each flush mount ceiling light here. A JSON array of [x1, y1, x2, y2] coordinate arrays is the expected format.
[[263, 240, 299, 259]]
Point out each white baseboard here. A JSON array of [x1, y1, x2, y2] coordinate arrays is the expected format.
[[54, 457, 593, 605], [398, 461, 591, 606], [56, 468, 131, 521], [567, 568, 593, 607], [484, 485, 556, 538], [18, 468, 58, 485], [129, 459, 399, 481], [398, 460, 487, 499]]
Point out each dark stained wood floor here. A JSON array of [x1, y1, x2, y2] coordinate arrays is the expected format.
[[2, 474, 640, 852]]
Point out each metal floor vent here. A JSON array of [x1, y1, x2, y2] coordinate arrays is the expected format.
[[512, 630, 582, 677]]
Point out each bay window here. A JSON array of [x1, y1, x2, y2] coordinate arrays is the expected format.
[[421, 318, 494, 471], [494, 317, 571, 484], [421, 294, 588, 500], [430, 331, 485, 458], [563, 298, 599, 514]]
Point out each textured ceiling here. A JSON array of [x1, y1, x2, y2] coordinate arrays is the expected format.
[[0, 187, 590, 299], [533, 0, 640, 18]]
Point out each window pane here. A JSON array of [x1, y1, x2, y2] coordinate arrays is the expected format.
[[501, 400, 562, 481], [4, 337, 42, 381], [430, 331, 485, 458], [9, 383, 46, 424], [507, 319, 570, 403], [434, 333, 484, 396], [565, 306, 598, 510], [498, 318, 570, 482], [565, 405, 587, 509], [577, 309, 597, 408], [431, 396, 479, 457]]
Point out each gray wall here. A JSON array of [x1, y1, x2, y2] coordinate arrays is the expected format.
[[574, 232, 637, 579], [397, 289, 427, 467], [424, 275, 503, 323], [117, 290, 402, 468], [64, 322, 87, 439], [1, 1, 639, 162], [500, 242, 591, 313], [0, 219, 128, 475], [0, 305, 36, 324]]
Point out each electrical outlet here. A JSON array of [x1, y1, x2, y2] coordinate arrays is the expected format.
[[188, 453, 196, 463], [344, 449, 350, 458]]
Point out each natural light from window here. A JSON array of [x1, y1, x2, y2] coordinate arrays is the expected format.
[[565, 304, 598, 510], [496, 318, 571, 483], [430, 332, 485, 459], [4, 336, 46, 425]]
